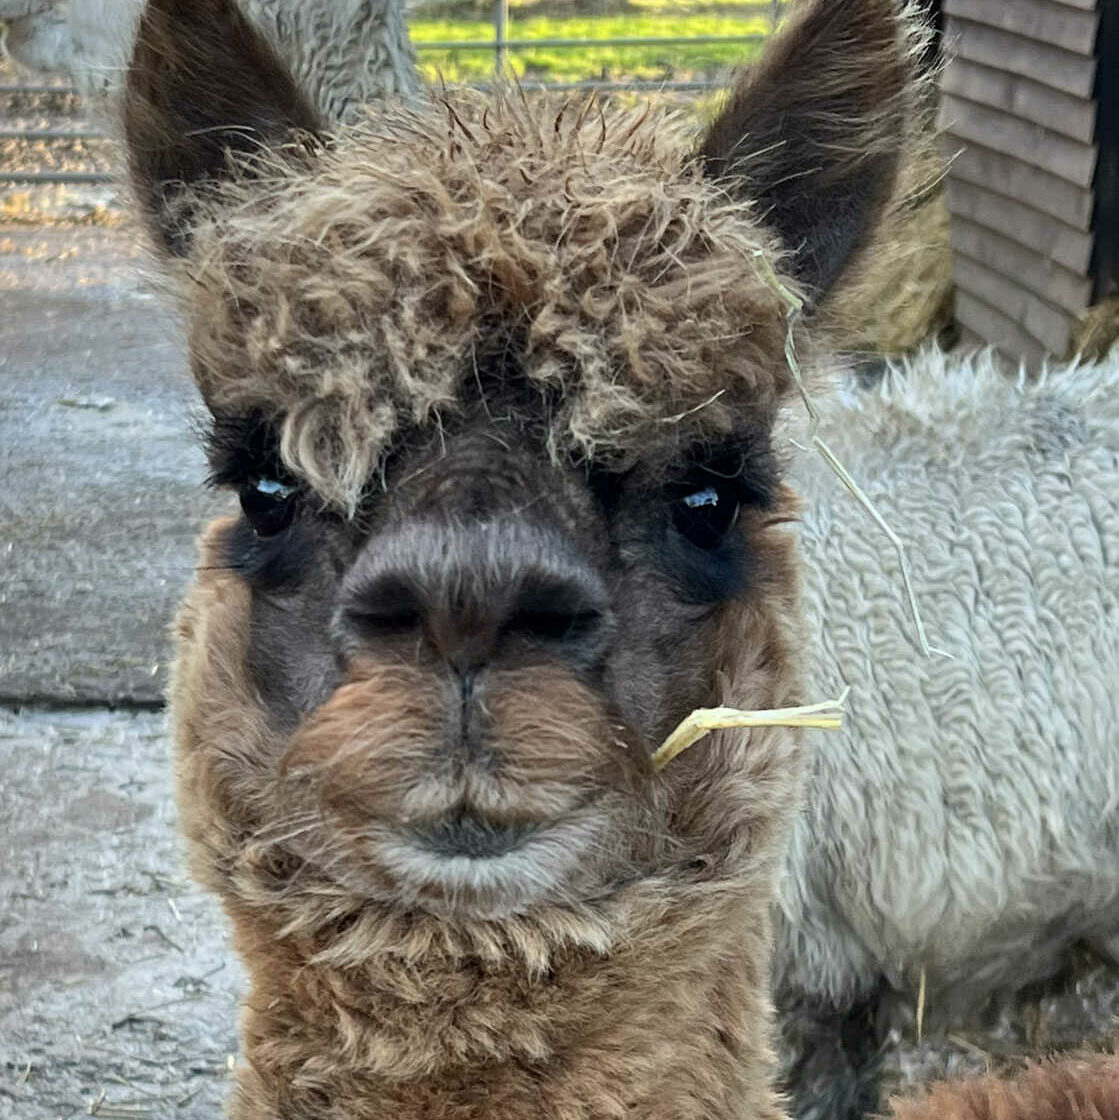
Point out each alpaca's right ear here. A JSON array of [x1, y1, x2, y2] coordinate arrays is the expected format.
[[124, 0, 322, 256]]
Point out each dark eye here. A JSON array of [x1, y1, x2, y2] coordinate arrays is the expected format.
[[670, 483, 740, 550], [239, 478, 297, 538]]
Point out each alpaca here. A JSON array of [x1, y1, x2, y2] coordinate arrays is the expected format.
[[2, 0, 417, 119], [776, 348, 1119, 1120], [1, 0, 69, 75], [888, 1055, 1119, 1120], [119, 0, 926, 1115]]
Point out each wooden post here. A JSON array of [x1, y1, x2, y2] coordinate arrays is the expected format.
[[941, 0, 1105, 364], [495, 0, 509, 76], [1092, 0, 1118, 302]]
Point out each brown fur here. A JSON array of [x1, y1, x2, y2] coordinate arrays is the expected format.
[[124, 0, 322, 256], [700, 0, 930, 302], [170, 100, 800, 512], [887, 1056, 1119, 1120], [124, 0, 929, 1116], [172, 514, 806, 1119], [823, 131, 953, 356], [122, 1, 931, 512], [279, 658, 641, 917]]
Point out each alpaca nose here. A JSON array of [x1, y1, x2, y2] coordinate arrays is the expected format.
[[338, 521, 612, 673]]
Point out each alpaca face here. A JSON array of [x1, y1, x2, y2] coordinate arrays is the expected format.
[[126, 0, 921, 930], [199, 391, 785, 918]]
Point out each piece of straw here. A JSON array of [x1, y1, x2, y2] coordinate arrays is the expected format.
[[916, 966, 928, 1044], [651, 689, 849, 771], [750, 250, 950, 662]]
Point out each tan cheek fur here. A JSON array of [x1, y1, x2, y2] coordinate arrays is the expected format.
[[283, 660, 631, 826]]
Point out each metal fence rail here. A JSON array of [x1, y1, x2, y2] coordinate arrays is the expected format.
[[0, 129, 103, 141], [0, 170, 113, 183], [0, 83, 78, 95], [0, 78, 101, 185], [1, 0, 784, 186], [417, 31, 770, 50], [420, 0, 783, 76]]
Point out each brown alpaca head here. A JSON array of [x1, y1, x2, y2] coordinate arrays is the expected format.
[[126, 0, 922, 937]]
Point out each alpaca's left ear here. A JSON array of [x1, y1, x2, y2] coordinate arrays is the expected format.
[[698, 0, 927, 305], [123, 0, 322, 256]]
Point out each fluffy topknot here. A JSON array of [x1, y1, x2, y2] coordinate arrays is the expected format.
[[126, 0, 931, 511], [177, 94, 804, 510]]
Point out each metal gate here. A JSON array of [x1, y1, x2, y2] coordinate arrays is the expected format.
[[0, 76, 111, 188], [0, 1, 785, 191]]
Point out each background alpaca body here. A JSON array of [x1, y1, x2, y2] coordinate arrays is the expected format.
[[778, 350, 1119, 1119], [889, 1054, 1119, 1120], [2, 0, 418, 118], [1, 0, 70, 74]]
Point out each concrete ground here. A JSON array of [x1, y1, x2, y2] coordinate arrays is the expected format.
[[0, 707, 239, 1120], [1, 221, 1116, 1119], [1, 223, 235, 1119], [0, 224, 226, 705]]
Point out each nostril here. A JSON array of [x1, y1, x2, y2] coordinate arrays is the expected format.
[[342, 575, 425, 640], [504, 575, 609, 648], [338, 528, 611, 669], [505, 607, 604, 643]]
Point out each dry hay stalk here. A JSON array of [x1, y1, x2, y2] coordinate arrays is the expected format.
[[653, 692, 848, 771], [751, 249, 948, 661]]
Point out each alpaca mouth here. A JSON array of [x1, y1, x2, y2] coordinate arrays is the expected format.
[[412, 815, 541, 860], [360, 804, 613, 919]]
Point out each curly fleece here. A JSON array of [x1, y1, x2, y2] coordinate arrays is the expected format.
[[774, 347, 1119, 1116], [176, 95, 804, 510]]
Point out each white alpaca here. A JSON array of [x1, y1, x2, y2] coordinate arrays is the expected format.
[[777, 346, 1119, 1119], [1, 0, 70, 74], [2, 0, 418, 119]]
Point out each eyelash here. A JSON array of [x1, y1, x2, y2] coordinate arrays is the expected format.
[[204, 414, 287, 491]]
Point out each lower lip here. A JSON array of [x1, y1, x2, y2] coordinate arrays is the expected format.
[[411, 823, 541, 860], [376, 817, 597, 897]]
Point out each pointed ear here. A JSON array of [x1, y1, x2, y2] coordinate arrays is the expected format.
[[123, 0, 322, 256], [698, 0, 926, 305]]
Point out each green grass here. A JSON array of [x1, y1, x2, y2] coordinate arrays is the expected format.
[[414, 0, 784, 20], [410, 10, 774, 83]]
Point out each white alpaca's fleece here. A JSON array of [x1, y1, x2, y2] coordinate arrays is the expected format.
[[2, 0, 417, 119], [779, 345, 1119, 1012]]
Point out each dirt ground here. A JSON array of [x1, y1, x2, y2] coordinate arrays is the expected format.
[[0, 224, 226, 705], [0, 707, 239, 1120], [2, 220, 1117, 1118]]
